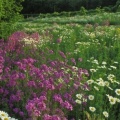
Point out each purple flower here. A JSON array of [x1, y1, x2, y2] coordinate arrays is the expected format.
[[63, 93, 72, 99], [62, 101, 73, 111], [43, 114, 52, 120], [37, 102, 46, 111], [4, 90, 9, 96], [49, 50, 54, 54], [54, 71, 61, 78], [41, 64, 49, 71], [19, 72, 26, 79], [33, 109, 41, 117], [0, 56, 4, 63], [25, 102, 35, 112], [19, 111, 24, 117], [0, 69, 3, 73], [78, 58, 82, 62], [56, 38, 62, 43], [7, 79, 17, 87], [4, 67, 10, 73], [10, 94, 17, 102], [6, 31, 28, 52], [59, 51, 66, 59], [53, 94, 63, 104], [39, 95, 47, 101], [52, 115, 61, 120], [0, 87, 4, 94], [70, 58, 76, 65], [27, 80, 36, 87], [13, 108, 20, 113], [16, 62, 26, 71], [50, 61, 56, 67]]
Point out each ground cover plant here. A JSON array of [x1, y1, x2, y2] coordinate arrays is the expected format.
[[0, 12, 120, 120]]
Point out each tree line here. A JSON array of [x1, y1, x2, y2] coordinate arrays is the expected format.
[[21, 0, 118, 14]]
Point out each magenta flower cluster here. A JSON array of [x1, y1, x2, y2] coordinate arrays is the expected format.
[[0, 32, 89, 120]]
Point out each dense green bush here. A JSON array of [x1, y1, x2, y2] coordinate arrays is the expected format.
[[0, 0, 24, 39]]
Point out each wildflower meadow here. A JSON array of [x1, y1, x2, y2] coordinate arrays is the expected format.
[[0, 12, 120, 120]]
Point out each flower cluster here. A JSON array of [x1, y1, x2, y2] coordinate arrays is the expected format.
[[0, 110, 18, 120], [0, 50, 88, 120]]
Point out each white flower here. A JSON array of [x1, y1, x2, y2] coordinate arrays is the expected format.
[[114, 61, 118, 64], [88, 95, 94, 100], [94, 86, 99, 91], [90, 69, 97, 72], [0, 111, 8, 117], [96, 78, 103, 82], [75, 99, 82, 104], [89, 107, 96, 112], [9, 117, 18, 120], [87, 79, 94, 84], [72, 66, 78, 70], [116, 98, 120, 103], [100, 65, 106, 68], [0, 111, 18, 120], [108, 96, 116, 105], [115, 89, 120, 96], [83, 98, 87, 102], [76, 94, 82, 99], [92, 59, 98, 64], [110, 66, 117, 69], [103, 111, 109, 118], [104, 81, 109, 87], [98, 81, 105, 86], [107, 86, 113, 90], [107, 74, 115, 79], [0, 116, 9, 120], [114, 81, 120, 85], [90, 33, 95, 38], [102, 61, 107, 65], [107, 74, 115, 83]]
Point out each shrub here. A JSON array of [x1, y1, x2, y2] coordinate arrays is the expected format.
[[0, 0, 24, 40]]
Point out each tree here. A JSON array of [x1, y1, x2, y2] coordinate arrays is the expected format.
[[0, 0, 24, 39], [0, 0, 24, 22]]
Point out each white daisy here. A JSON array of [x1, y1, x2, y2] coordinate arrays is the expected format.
[[115, 89, 120, 95], [109, 96, 116, 105], [89, 107, 96, 112], [75, 99, 82, 104], [103, 111, 109, 118], [0, 111, 8, 117], [88, 95, 94, 100], [76, 94, 82, 99], [87, 79, 94, 84]]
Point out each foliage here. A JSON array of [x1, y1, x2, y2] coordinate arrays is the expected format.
[[0, 0, 24, 22], [80, 6, 87, 15], [21, 0, 117, 14], [0, 0, 24, 39]]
